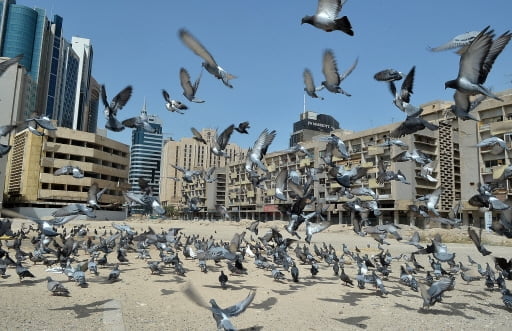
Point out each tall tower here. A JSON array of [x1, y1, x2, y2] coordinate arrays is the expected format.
[[128, 101, 163, 200], [71, 36, 93, 131]]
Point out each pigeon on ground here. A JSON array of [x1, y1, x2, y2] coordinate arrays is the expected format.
[[303, 68, 324, 99], [108, 264, 121, 282], [301, 0, 353, 36], [319, 49, 358, 96], [53, 165, 84, 178], [0, 54, 23, 77], [16, 261, 35, 282], [162, 89, 187, 114], [179, 67, 205, 103], [219, 270, 228, 288], [47, 276, 70, 296], [445, 26, 512, 102], [179, 29, 236, 88]]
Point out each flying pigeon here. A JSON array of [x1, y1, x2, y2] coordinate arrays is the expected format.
[[234, 121, 250, 134], [183, 284, 255, 331], [428, 30, 480, 52], [162, 89, 188, 114], [179, 67, 205, 103], [54, 165, 84, 178], [179, 29, 236, 88], [374, 68, 403, 82], [245, 128, 276, 172], [303, 68, 324, 99], [301, 0, 354, 36], [320, 49, 358, 96], [87, 183, 107, 209], [445, 26, 512, 102], [191, 127, 207, 144], [390, 116, 439, 138], [211, 124, 235, 158], [449, 93, 486, 121], [389, 66, 423, 118], [101, 85, 133, 132], [122, 112, 156, 133]]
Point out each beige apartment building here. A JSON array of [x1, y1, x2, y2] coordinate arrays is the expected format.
[[168, 89, 512, 226], [3, 126, 131, 219], [160, 128, 246, 214]]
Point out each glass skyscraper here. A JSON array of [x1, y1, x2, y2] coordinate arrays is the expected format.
[[128, 102, 163, 201]]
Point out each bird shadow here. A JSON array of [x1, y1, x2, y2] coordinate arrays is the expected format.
[[418, 301, 477, 319], [394, 302, 418, 311], [160, 289, 177, 296], [271, 288, 295, 296], [332, 315, 370, 329], [48, 299, 116, 319], [0, 277, 46, 287], [250, 297, 278, 311], [239, 326, 264, 331], [480, 302, 512, 312]]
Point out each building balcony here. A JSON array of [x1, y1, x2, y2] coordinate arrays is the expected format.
[[367, 146, 384, 155], [490, 119, 512, 136]]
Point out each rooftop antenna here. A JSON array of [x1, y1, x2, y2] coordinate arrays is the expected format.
[[303, 92, 306, 114], [141, 97, 147, 116]]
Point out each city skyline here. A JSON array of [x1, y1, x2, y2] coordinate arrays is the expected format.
[[15, 0, 512, 152]]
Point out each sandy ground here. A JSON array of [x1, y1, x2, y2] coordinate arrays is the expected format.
[[1, 217, 512, 331]]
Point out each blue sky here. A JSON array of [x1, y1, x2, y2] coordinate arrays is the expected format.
[[21, 0, 512, 151]]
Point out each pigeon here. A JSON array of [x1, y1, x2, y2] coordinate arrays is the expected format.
[[108, 264, 121, 281], [429, 30, 480, 52], [419, 277, 454, 310], [26, 115, 58, 132], [390, 116, 439, 138], [219, 270, 228, 288], [301, 0, 353, 36], [183, 284, 255, 331], [274, 168, 288, 201], [374, 68, 403, 82], [320, 49, 358, 96], [211, 125, 235, 158], [389, 66, 422, 118], [291, 263, 299, 282], [449, 93, 486, 121], [101, 85, 133, 132], [392, 149, 432, 165], [179, 29, 236, 88], [445, 26, 511, 102], [0, 54, 23, 77], [16, 261, 35, 281], [475, 136, 509, 154], [468, 227, 492, 256], [305, 220, 331, 244], [162, 89, 188, 114], [0, 124, 18, 157], [406, 231, 424, 249], [52, 204, 96, 218], [47, 276, 70, 296], [288, 143, 314, 158], [416, 186, 443, 216], [171, 164, 202, 183], [122, 112, 156, 133], [53, 165, 84, 178], [179, 67, 205, 103], [303, 68, 324, 99], [234, 121, 250, 134], [191, 127, 207, 144], [87, 183, 107, 209], [245, 128, 276, 172]]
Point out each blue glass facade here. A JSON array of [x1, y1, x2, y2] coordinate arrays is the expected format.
[[128, 113, 163, 199], [45, 15, 63, 118]]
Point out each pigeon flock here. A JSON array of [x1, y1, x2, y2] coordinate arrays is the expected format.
[[1, 0, 512, 329]]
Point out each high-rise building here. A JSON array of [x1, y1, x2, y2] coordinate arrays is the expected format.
[[128, 102, 163, 201], [289, 111, 342, 147], [0, 1, 51, 117], [71, 36, 94, 131]]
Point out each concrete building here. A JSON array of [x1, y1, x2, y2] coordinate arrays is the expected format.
[[160, 128, 246, 215], [3, 126, 131, 219], [176, 89, 512, 227]]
